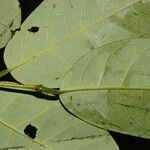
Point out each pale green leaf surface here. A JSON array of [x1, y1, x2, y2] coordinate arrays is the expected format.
[[3, 0, 143, 87], [60, 39, 150, 138], [0, 0, 21, 48], [0, 90, 119, 150], [2, 0, 150, 142]]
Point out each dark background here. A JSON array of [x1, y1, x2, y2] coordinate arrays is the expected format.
[[0, 0, 150, 149]]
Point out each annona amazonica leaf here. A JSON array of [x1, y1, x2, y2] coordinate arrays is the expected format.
[[0, 89, 119, 150], [0, 0, 21, 48], [60, 39, 150, 138], [3, 0, 144, 87], [2, 0, 150, 141]]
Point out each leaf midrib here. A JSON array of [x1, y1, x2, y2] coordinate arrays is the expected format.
[[60, 86, 150, 94]]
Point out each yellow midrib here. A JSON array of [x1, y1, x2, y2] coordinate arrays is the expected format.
[[60, 86, 150, 94]]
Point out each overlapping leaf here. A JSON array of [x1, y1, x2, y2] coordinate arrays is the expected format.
[[0, 0, 21, 48], [1, 0, 150, 147], [0, 89, 118, 150], [60, 39, 150, 138], [4, 0, 141, 87]]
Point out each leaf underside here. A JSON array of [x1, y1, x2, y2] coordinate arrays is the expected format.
[[0, 0, 21, 48], [60, 39, 150, 138], [4, 0, 141, 87], [0, 0, 150, 148], [0, 90, 118, 150]]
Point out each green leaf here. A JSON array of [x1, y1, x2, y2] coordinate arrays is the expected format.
[[3, 0, 141, 86], [0, 90, 119, 150], [60, 39, 150, 138], [2, 0, 150, 141], [0, 0, 21, 48]]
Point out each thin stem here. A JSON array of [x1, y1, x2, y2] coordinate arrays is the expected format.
[[0, 81, 60, 95], [1, 81, 150, 96], [0, 81, 40, 91], [0, 69, 10, 78]]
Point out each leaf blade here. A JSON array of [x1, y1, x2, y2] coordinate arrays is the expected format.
[[60, 39, 150, 138], [3, 0, 140, 86], [0, 89, 119, 150], [0, 0, 21, 48]]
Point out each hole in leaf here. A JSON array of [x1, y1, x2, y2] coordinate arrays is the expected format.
[[24, 124, 37, 139], [27, 26, 39, 33]]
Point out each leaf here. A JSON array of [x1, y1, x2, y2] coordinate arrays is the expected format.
[[2, 0, 150, 140], [0, 89, 119, 150], [0, 0, 21, 48], [60, 39, 150, 138], [3, 0, 142, 86]]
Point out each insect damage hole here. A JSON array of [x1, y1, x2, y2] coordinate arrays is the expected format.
[[27, 26, 39, 33], [24, 124, 38, 139]]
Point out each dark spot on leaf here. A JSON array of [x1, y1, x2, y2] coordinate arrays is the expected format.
[[87, 41, 94, 50], [100, 122, 105, 125], [53, 4, 56, 8], [145, 108, 150, 113], [55, 77, 59, 80], [9, 19, 15, 29], [133, 11, 139, 16], [53, 122, 56, 126], [24, 124, 37, 139], [0, 146, 23, 150], [129, 121, 133, 125], [70, 96, 72, 100], [77, 102, 80, 106], [115, 102, 150, 113], [52, 134, 102, 143], [139, 95, 142, 99], [90, 46, 94, 50], [140, 34, 145, 38], [27, 26, 39, 33], [69, 0, 73, 8]]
